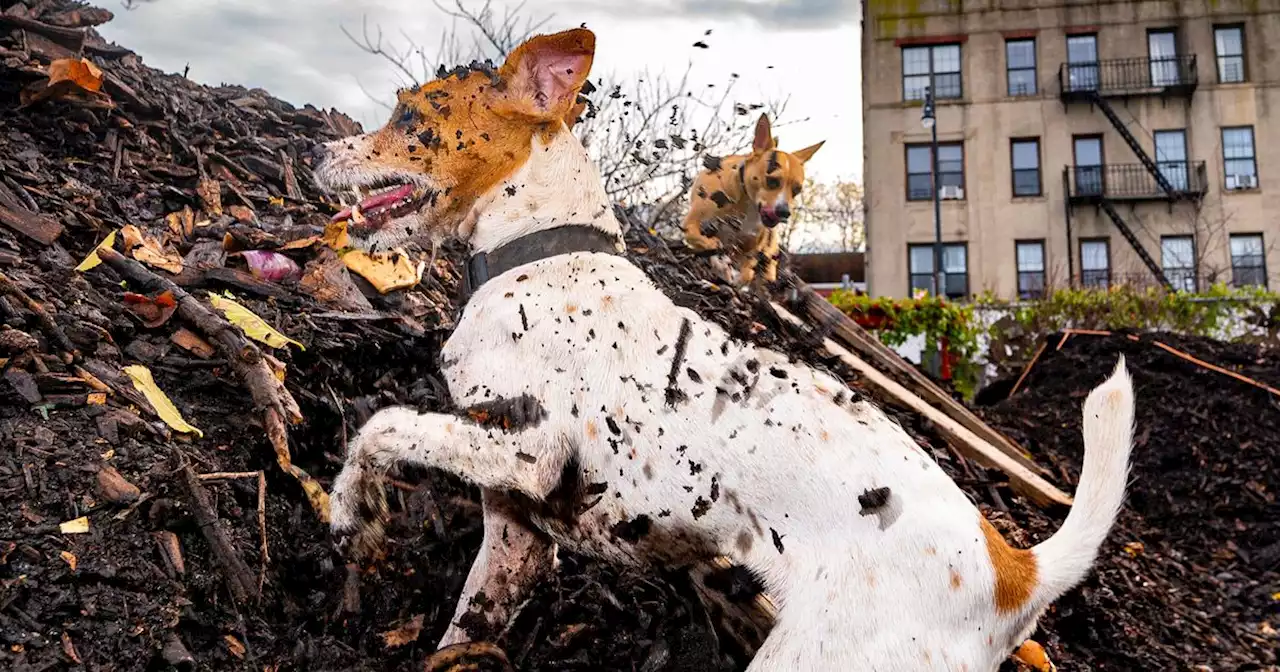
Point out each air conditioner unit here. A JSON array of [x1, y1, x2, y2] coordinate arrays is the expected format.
[[1226, 174, 1257, 190], [939, 185, 964, 200]]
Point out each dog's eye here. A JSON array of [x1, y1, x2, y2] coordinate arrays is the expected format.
[[766, 177, 782, 190]]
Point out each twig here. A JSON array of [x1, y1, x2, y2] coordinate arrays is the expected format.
[[95, 247, 330, 522], [1054, 332, 1071, 351], [179, 465, 257, 604], [1151, 340, 1280, 398], [1008, 341, 1047, 398], [0, 271, 78, 362], [196, 471, 271, 592]]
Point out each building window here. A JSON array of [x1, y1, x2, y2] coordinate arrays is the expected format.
[[1154, 129, 1189, 191], [1161, 235, 1196, 292], [1006, 38, 1036, 96], [902, 44, 962, 101], [906, 143, 964, 201], [1080, 239, 1110, 288], [1214, 25, 1245, 83], [1011, 138, 1041, 197], [1222, 126, 1257, 190], [1147, 29, 1180, 87], [1073, 135, 1105, 196], [1016, 240, 1046, 299], [1229, 233, 1266, 288], [908, 243, 968, 299], [1065, 34, 1098, 92]]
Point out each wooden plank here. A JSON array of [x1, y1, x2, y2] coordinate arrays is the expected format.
[[0, 203, 63, 246], [772, 302, 1073, 508], [787, 281, 1050, 477]]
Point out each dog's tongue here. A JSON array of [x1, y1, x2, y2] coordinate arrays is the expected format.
[[330, 184, 415, 223]]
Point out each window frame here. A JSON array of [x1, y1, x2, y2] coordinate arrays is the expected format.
[[1228, 232, 1267, 288], [1221, 126, 1258, 188], [1146, 27, 1181, 88], [1213, 23, 1247, 84], [1160, 234, 1198, 292], [1005, 37, 1037, 97], [1015, 239, 1047, 299], [905, 142, 966, 202], [1079, 238, 1111, 288], [901, 43, 964, 102], [1065, 33, 1099, 92], [907, 242, 969, 299], [1010, 137, 1042, 197]]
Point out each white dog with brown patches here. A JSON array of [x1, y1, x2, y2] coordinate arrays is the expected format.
[[315, 28, 1136, 671]]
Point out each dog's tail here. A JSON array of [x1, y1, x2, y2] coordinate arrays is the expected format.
[[1028, 356, 1135, 609]]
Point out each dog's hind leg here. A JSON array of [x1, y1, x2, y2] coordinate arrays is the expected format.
[[437, 489, 557, 648], [329, 403, 571, 562]]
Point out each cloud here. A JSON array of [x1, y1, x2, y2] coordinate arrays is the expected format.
[[551, 0, 857, 30]]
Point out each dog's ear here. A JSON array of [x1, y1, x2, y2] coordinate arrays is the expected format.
[[753, 114, 775, 153], [498, 28, 596, 121], [792, 140, 825, 163]]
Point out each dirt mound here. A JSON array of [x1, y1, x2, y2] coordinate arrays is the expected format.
[[1, 2, 1277, 671], [978, 331, 1280, 670]]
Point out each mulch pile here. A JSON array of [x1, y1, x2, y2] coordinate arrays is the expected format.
[[0, 2, 1276, 671]]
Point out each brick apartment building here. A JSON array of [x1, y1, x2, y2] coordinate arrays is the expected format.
[[861, 0, 1280, 299]]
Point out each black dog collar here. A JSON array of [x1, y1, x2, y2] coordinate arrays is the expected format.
[[463, 225, 622, 297]]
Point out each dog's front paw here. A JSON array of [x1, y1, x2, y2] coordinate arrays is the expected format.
[[329, 465, 391, 563]]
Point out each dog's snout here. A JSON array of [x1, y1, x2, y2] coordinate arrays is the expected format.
[[775, 204, 791, 221]]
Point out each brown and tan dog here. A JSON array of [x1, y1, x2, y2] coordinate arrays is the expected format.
[[683, 114, 822, 285]]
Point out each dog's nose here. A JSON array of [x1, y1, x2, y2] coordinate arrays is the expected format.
[[775, 204, 791, 221]]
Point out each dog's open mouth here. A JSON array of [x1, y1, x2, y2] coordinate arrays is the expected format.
[[331, 181, 435, 230]]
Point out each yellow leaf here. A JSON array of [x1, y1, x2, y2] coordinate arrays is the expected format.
[[1122, 541, 1144, 557], [87, 392, 106, 405], [59, 550, 77, 571], [295, 469, 331, 524], [122, 364, 204, 437], [322, 220, 350, 250], [342, 249, 422, 294], [51, 58, 103, 92], [224, 635, 246, 659], [207, 293, 305, 351], [59, 517, 90, 534], [268, 196, 285, 207], [75, 229, 117, 272]]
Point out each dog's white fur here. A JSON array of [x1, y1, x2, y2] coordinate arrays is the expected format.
[[318, 68, 1136, 672]]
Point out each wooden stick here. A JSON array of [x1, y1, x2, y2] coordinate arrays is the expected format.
[[0, 271, 78, 361], [1063, 328, 1112, 336], [1152, 340, 1280, 398], [198, 471, 270, 592], [772, 302, 1073, 508], [784, 280, 1050, 477], [179, 465, 256, 604], [96, 247, 330, 522], [1055, 332, 1072, 351], [1008, 341, 1047, 399]]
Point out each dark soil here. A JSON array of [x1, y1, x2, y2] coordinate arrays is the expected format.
[[0, 2, 1277, 671]]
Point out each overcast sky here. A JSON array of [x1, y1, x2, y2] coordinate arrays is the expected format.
[[96, 0, 862, 183]]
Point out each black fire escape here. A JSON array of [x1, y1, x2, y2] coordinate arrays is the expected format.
[[1058, 55, 1206, 290]]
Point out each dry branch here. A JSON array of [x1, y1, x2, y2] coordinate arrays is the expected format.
[[180, 464, 256, 604]]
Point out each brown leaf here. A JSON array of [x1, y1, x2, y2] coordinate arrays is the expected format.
[[229, 205, 255, 223], [224, 635, 246, 659], [20, 58, 113, 108], [121, 225, 184, 274], [61, 631, 82, 664], [122, 290, 178, 328], [166, 206, 195, 240], [96, 465, 141, 504], [380, 613, 425, 648], [59, 550, 77, 572], [197, 179, 223, 216], [170, 328, 216, 359]]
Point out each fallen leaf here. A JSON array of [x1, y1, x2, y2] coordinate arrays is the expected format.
[[166, 206, 196, 240], [122, 364, 204, 437], [197, 179, 223, 216], [207, 293, 305, 351], [229, 205, 255, 223], [75, 229, 117, 272], [59, 551, 77, 571], [342, 249, 422, 294], [381, 613, 425, 648], [170, 328, 216, 359], [322, 220, 350, 250], [122, 290, 178, 328], [279, 235, 321, 251], [61, 631, 82, 664], [97, 465, 141, 504], [1260, 621, 1277, 637], [1122, 541, 1144, 557], [268, 196, 285, 207], [60, 516, 90, 534], [224, 635, 246, 659], [121, 225, 184, 274], [87, 392, 106, 405], [20, 58, 112, 108]]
